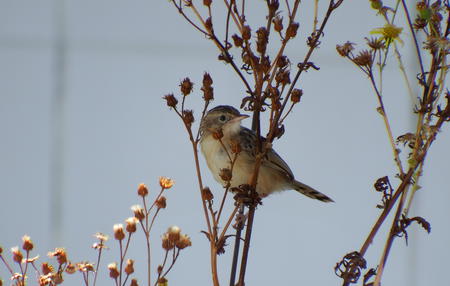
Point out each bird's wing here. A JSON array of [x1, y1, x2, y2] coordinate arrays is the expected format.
[[239, 127, 294, 180]]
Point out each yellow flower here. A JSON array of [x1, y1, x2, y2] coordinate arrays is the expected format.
[[159, 177, 174, 189], [370, 24, 403, 45]]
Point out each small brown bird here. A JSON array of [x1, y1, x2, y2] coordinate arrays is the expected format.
[[199, 105, 333, 202]]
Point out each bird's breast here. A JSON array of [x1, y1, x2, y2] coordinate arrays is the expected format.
[[200, 135, 231, 183]]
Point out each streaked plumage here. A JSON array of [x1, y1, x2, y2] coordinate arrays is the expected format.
[[199, 105, 333, 202]]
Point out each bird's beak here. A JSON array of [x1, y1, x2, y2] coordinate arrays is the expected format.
[[231, 114, 249, 123]]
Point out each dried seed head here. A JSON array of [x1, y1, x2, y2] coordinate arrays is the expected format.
[[242, 25, 251, 40], [42, 262, 54, 275], [431, 12, 442, 23], [125, 259, 135, 275], [180, 78, 194, 96], [47, 248, 67, 265], [212, 128, 223, 140], [167, 226, 181, 242], [125, 217, 138, 233], [232, 34, 243, 47], [131, 205, 146, 221], [291, 89, 303, 103], [202, 86, 214, 102], [202, 72, 213, 88], [130, 278, 139, 286], [275, 70, 291, 85], [273, 16, 283, 32], [370, 0, 382, 10], [157, 265, 163, 274], [22, 235, 34, 252], [286, 22, 299, 39], [11, 246, 23, 263], [202, 187, 214, 201], [205, 17, 213, 32], [77, 262, 94, 273], [183, 110, 195, 126], [268, 0, 279, 13], [65, 263, 77, 274], [176, 234, 192, 249], [0, 246, 2, 254], [366, 37, 385, 50], [113, 224, 126, 241], [256, 27, 269, 54], [137, 183, 149, 197], [159, 177, 174, 189], [161, 233, 175, 251], [108, 263, 119, 279], [163, 94, 178, 108], [353, 50, 373, 67], [276, 55, 289, 68], [94, 232, 109, 242], [336, 42, 355, 57], [158, 277, 168, 286], [230, 139, 242, 154], [155, 196, 167, 209], [203, 0, 212, 7], [219, 168, 232, 182]]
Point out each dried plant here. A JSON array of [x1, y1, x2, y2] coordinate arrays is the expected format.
[[335, 1, 449, 285], [0, 179, 190, 286], [164, 0, 344, 285]]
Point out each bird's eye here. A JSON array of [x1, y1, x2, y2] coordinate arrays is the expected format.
[[219, 115, 227, 122]]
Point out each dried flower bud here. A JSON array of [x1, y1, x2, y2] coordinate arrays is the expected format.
[[11, 247, 23, 263], [180, 78, 194, 96], [53, 273, 64, 284], [219, 168, 232, 182], [230, 139, 242, 154], [157, 265, 163, 274], [276, 55, 289, 68], [47, 248, 67, 265], [353, 50, 373, 67], [212, 128, 223, 140], [126, 217, 138, 233], [256, 27, 269, 54], [286, 22, 299, 39], [137, 183, 149, 197], [167, 226, 181, 242], [42, 262, 54, 275], [366, 37, 385, 50], [176, 234, 192, 250], [113, 224, 126, 241], [291, 89, 303, 103], [131, 205, 145, 221], [203, 0, 212, 7], [201, 187, 214, 201], [125, 259, 134, 275], [202, 72, 213, 88], [77, 262, 94, 273], [163, 94, 178, 108], [370, 0, 382, 10], [205, 17, 213, 32], [183, 110, 195, 126], [95, 232, 109, 242], [155, 196, 167, 209], [232, 34, 243, 47], [0, 246, 3, 254], [431, 12, 442, 23], [273, 16, 283, 32], [108, 263, 119, 279], [275, 70, 291, 85], [268, 0, 279, 14], [22, 235, 34, 252], [336, 42, 355, 57], [130, 278, 139, 286], [65, 263, 77, 274], [159, 177, 174, 189], [202, 86, 214, 102], [161, 233, 175, 251], [158, 277, 168, 286], [242, 25, 251, 40]]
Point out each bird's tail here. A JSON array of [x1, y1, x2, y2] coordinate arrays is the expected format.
[[293, 180, 334, 203]]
